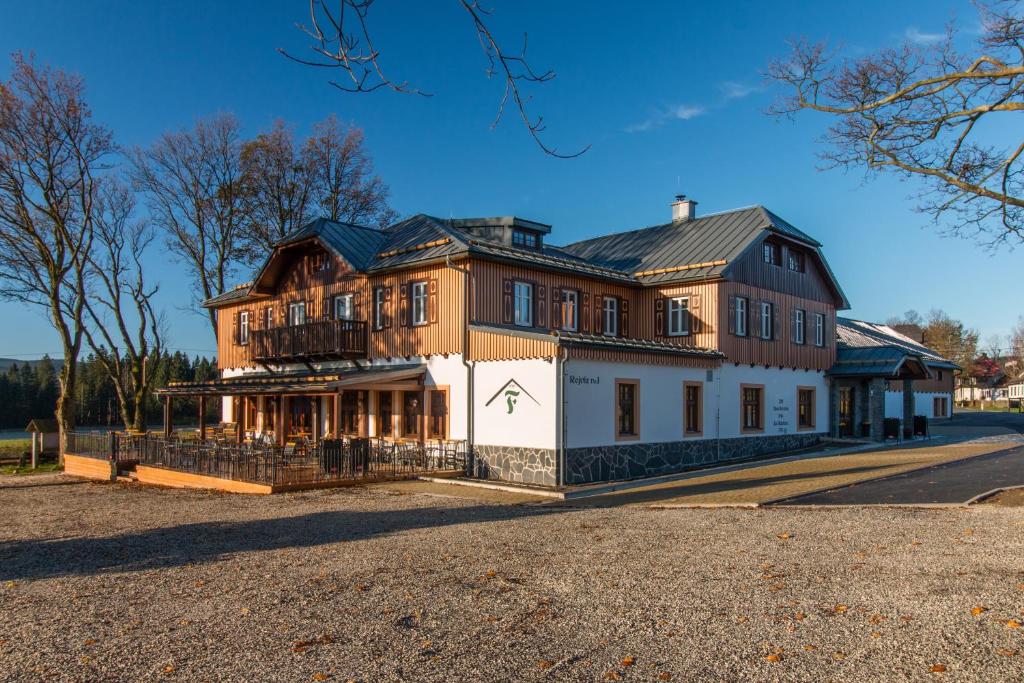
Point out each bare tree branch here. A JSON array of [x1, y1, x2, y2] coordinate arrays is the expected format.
[[279, 0, 588, 158], [767, 1, 1024, 246]]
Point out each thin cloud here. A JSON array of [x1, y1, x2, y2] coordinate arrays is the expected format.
[[625, 104, 705, 133], [905, 26, 945, 44], [719, 81, 761, 100]]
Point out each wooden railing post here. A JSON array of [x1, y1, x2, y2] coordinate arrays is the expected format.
[[108, 430, 118, 463]]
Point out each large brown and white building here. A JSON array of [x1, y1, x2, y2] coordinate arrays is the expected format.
[[170, 197, 955, 486]]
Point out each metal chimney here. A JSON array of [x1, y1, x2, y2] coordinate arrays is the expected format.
[[671, 194, 697, 222]]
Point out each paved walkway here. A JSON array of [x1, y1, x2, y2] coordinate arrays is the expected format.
[[556, 438, 1019, 507], [779, 444, 1024, 505]]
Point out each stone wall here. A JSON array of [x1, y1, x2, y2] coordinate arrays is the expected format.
[[471, 444, 557, 487], [563, 433, 824, 486]]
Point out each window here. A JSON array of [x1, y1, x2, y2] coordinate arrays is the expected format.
[[263, 306, 274, 329], [377, 392, 393, 437], [668, 297, 690, 336], [798, 388, 815, 429], [238, 311, 250, 344], [288, 302, 306, 326], [512, 229, 538, 249], [735, 296, 748, 337], [513, 281, 533, 326], [933, 396, 948, 418], [615, 380, 639, 440], [760, 301, 773, 340], [428, 389, 447, 439], [411, 281, 428, 326], [373, 287, 387, 329], [402, 391, 422, 438], [333, 294, 354, 321], [763, 242, 780, 266], [684, 382, 702, 435], [603, 296, 619, 336], [561, 289, 578, 331], [788, 250, 805, 273], [937, 370, 944, 381], [742, 385, 764, 432], [794, 308, 806, 345], [814, 313, 825, 346], [310, 249, 329, 272], [340, 390, 362, 435]]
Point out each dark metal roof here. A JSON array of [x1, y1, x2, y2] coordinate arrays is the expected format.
[[560, 206, 824, 286], [203, 284, 256, 307], [837, 318, 959, 370], [279, 218, 388, 271], [469, 322, 725, 360], [158, 364, 425, 396], [828, 347, 931, 378]]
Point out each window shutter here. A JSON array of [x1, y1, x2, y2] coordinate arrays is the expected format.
[[550, 287, 561, 330], [501, 279, 513, 324], [655, 297, 665, 336], [727, 295, 736, 335], [383, 286, 394, 329], [772, 302, 780, 340], [825, 311, 834, 347], [399, 283, 410, 327], [752, 299, 761, 339], [232, 311, 240, 344], [352, 291, 362, 321], [428, 278, 438, 324], [535, 284, 546, 328], [620, 298, 629, 337], [791, 308, 798, 344], [324, 295, 333, 320], [581, 293, 590, 333], [594, 295, 604, 333], [690, 294, 701, 334]]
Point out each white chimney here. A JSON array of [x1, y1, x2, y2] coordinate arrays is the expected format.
[[671, 194, 697, 222]]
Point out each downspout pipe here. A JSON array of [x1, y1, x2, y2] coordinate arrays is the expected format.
[[446, 255, 475, 475], [555, 334, 568, 487]]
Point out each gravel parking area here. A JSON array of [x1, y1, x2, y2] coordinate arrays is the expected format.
[[2, 476, 1023, 682]]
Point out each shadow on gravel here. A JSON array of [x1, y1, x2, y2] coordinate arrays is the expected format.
[[0, 503, 565, 581]]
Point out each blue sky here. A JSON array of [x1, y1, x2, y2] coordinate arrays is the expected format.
[[0, 0, 1019, 360]]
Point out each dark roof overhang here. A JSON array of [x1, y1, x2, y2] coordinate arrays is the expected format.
[[157, 364, 426, 396]]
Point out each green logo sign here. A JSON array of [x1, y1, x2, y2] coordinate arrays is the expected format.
[[504, 389, 520, 414]]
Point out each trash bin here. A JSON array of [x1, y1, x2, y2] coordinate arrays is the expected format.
[[913, 415, 928, 437], [883, 418, 901, 440]]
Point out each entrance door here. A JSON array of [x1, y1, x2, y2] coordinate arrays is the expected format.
[[838, 386, 854, 437]]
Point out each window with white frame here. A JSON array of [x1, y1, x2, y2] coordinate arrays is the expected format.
[[333, 293, 354, 321], [288, 301, 306, 326], [513, 281, 533, 326], [760, 301, 773, 339], [602, 296, 618, 336], [263, 306, 273, 329], [373, 288, 386, 329], [814, 312, 825, 346], [668, 296, 689, 336], [561, 289, 578, 331], [238, 311, 250, 344], [794, 308, 805, 344], [411, 281, 428, 326], [735, 296, 747, 336]]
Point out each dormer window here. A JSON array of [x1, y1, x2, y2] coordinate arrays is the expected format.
[[512, 229, 539, 250], [763, 242, 780, 266], [788, 250, 805, 273], [309, 249, 330, 272]]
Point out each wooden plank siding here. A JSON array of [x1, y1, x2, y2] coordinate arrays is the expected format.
[[887, 373, 955, 394], [634, 280, 720, 351], [214, 247, 465, 370], [717, 282, 836, 371], [726, 234, 839, 304], [467, 328, 559, 361]]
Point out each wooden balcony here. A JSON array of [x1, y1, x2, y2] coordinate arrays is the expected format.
[[249, 319, 368, 362]]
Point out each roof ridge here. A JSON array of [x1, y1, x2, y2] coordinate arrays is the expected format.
[[562, 205, 765, 250]]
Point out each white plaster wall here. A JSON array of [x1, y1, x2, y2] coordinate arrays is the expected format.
[[885, 391, 954, 419], [473, 358, 557, 450], [563, 359, 714, 448], [425, 354, 469, 441], [716, 365, 829, 439]]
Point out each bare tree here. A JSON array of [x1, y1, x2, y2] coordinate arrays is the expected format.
[[768, 1, 1024, 246], [240, 120, 313, 253], [81, 179, 165, 432], [280, 0, 588, 158], [303, 114, 396, 228], [0, 54, 113, 458], [131, 114, 250, 336]]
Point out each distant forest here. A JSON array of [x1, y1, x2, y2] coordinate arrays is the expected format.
[[0, 352, 217, 431]]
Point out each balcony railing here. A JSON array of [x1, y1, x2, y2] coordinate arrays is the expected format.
[[249, 319, 368, 362]]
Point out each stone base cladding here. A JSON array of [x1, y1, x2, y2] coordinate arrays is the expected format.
[[564, 433, 824, 486], [472, 444, 557, 487]]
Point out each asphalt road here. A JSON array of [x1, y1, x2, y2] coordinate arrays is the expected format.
[[780, 444, 1024, 505]]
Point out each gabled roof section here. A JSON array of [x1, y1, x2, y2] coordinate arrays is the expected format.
[[276, 217, 387, 271], [203, 282, 256, 308], [561, 206, 822, 282], [366, 214, 467, 270], [836, 318, 959, 370]]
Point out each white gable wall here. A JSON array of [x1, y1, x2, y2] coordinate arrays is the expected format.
[[473, 358, 558, 450]]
